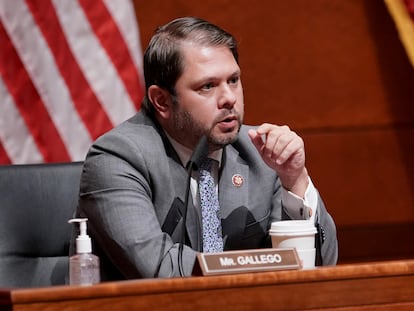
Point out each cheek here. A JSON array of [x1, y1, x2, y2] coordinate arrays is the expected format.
[[236, 92, 244, 110], [195, 105, 217, 124], [183, 94, 217, 115]]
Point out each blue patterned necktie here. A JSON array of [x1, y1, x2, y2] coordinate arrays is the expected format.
[[198, 158, 223, 253]]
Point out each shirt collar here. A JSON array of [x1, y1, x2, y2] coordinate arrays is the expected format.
[[165, 132, 222, 167]]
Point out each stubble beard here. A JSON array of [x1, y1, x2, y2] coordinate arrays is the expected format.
[[172, 107, 243, 150]]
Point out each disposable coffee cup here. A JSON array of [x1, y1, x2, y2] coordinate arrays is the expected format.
[[269, 220, 317, 269]]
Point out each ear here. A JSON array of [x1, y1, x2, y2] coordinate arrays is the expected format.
[[148, 85, 173, 119]]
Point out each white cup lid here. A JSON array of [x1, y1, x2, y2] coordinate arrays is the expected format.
[[269, 220, 317, 234]]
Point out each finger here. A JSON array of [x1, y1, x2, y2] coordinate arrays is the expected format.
[[274, 131, 296, 163], [255, 123, 274, 136], [248, 129, 264, 152], [262, 130, 278, 159], [262, 126, 291, 160], [275, 137, 304, 166]]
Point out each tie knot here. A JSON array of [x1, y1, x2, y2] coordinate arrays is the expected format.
[[199, 157, 214, 172]]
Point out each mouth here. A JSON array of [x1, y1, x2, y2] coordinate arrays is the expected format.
[[221, 115, 237, 123], [217, 115, 239, 131]]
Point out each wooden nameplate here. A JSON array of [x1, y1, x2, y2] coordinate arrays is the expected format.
[[195, 248, 301, 276]]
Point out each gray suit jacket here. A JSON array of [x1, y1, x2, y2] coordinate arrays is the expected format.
[[74, 111, 338, 280]]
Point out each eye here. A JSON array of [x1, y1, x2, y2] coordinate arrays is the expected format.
[[229, 76, 240, 85], [202, 82, 214, 90]]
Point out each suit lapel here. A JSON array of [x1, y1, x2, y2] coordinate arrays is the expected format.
[[219, 146, 249, 217], [219, 146, 249, 248], [167, 151, 201, 251], [141, 114, 202, 250]]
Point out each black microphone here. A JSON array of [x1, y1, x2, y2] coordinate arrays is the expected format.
[[178, 135, 209, 276]]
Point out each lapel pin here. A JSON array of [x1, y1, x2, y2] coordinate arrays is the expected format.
[[232, 174, 244, 187]]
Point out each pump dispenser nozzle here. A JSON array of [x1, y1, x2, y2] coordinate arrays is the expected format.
[[68, 218, 92, 254], [68, 218, 100, 285]]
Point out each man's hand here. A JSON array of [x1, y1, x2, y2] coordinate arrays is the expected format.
[[248, 123, 309, 197]]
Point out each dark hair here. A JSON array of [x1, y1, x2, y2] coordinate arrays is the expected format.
[[141, 17, 239, 113]]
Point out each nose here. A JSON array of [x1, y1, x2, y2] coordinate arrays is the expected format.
[[218, 83, 237, 109]]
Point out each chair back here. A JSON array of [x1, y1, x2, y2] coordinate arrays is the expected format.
[[0, 162, 83, 287]]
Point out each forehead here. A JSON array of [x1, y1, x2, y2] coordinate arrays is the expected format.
[[179, 43, 239, 76]]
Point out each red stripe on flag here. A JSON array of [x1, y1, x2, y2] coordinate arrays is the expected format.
[[0, 21, 71, 162], [0, 142, 12, 165], [404, 0, 414, 20], [79, 0, 144, 110], [25, 0, 114, 140]]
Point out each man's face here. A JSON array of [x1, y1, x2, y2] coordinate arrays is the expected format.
[[168, 43, 244, 150]]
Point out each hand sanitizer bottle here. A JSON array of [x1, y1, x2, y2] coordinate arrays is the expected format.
[[68, 218, 100, 285]]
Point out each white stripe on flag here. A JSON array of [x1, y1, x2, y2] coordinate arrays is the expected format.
[[0, 0, 143, 164], [53, 0, 137, 125], [0, 0, 92, 162], [104, 0, 144, 84], [0, 77, 43, 163]]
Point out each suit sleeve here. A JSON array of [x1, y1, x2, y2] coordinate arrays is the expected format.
[[281, 181, 338, 265], [76, 133, 197, 279], [314, 193, 338, 265]]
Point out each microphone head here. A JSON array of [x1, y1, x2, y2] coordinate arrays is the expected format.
[[188, 135, 209, 170]]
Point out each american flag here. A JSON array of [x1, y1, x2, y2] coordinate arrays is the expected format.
[[0, 0, 144, 164], [385, 0, 414, 68]]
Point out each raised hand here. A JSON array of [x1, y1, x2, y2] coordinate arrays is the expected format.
[[248, 123, 309, 197]]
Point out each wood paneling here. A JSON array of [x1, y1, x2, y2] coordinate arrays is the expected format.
[[133, 1, 414, 263], [134, 0, 414, 126], [337, 222, 414, 263], [303, 127, 414, 226]]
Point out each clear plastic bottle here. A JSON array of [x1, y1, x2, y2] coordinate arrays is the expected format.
[[68, 218, 100, 285]]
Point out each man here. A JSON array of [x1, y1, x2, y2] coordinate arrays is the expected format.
[[73, 17, 338, 280]]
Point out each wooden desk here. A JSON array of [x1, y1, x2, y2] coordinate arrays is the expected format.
[[1, 260, 414, 310]]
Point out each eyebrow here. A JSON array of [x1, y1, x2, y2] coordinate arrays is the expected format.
[[193, 69, 241, 85]]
